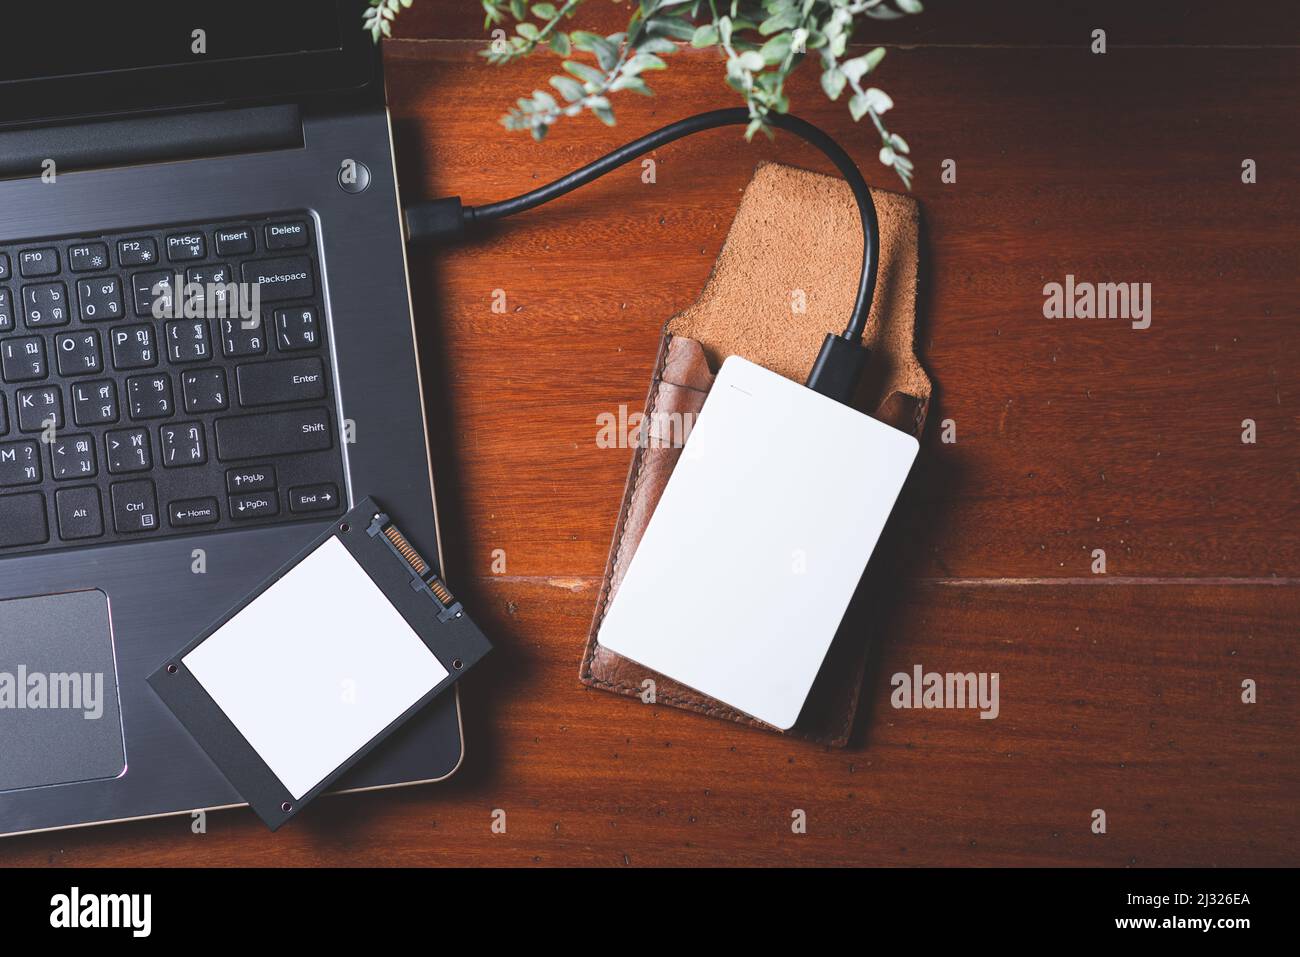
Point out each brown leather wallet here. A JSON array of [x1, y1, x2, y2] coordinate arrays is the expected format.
[[579, 162, 930, 746]]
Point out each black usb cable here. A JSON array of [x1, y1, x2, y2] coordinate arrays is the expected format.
[[404, 107, 880, 405]]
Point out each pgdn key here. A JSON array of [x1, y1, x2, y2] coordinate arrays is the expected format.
[[229, 492, 279, 520]]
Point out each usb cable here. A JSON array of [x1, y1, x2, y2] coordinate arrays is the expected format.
[[404, 107, 880, 405]]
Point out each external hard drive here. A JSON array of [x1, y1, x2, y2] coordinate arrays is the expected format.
[[148, 496, 491, 830], [597, 356, 918, 731]]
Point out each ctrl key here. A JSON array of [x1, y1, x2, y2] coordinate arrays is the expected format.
[[0, 492, 49, 547], [111, 480, 159, 534]]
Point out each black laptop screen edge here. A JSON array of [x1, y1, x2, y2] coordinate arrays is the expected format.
[[0, 1, 378, 127]]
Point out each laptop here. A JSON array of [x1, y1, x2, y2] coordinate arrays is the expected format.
[[0, 0, 465, 836]]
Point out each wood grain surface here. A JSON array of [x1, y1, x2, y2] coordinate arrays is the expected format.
[[6, 0, 1297, 867]]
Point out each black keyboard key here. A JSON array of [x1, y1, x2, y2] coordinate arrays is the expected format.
[[265, 221, 309, 249], [181, 368, 228, 413], [133, 270, 175, 316], [166, 319, 211, 363], [68, 243, 110, 273], [72, 380, 119, 426], [23, 281, 70, 327], [15, 386, 62, 432], [110, 324, 157, 369], [0, 440, 41, 486], [289, 483, 340, 513], [55, 486, 103, 540], [169, 497, 219, 528], [215, 226, 255, 256], [0, 395, 6, 435], [220, 316, 266, 357], [237, 357, 326, 407], [18, 248, 59, 278], [215, 407, 332, 461], [274, 307, 321, 351], [77, 276, 124, 322], [118, 238, 158, 267], [0, 492, 49, 546], [229, 491, 279, 520], [55, 330, 102, 376], [126, 373, 174, 419], [111, 479, 159, 533], [0, 287, 13, 332], [242, 257, 313, 302], [185, 263, 234, 313], [1, 336, 47, 382], [0, 254, 8, 281], [226, 466, 275, 493], [50, 433, 97, 480], [160, 421, 207, 467], [166, 232, 206, 262], [105, 427, 151, 473]]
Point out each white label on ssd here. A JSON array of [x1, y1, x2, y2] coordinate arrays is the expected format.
[[184, 536, 448, 799]]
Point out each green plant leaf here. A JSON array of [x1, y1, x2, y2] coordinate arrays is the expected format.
[[840, 47, 885, 82], [637, 36, 678, 55], [610, 74, 652, 94], [862, 86, 894, 113], [820, 66, 846, 100], [531, 3, 557, 18], [562, 60, 606, 85], [759, 33, 792, 64], [624, 52, 668, 75], [571, 31, 618, 71], [690, 23, 717, 46], [550, 75, 584, 101], [758, 10, 800, 35], [648, 17, 698, 41]]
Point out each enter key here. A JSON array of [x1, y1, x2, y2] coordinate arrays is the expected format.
[[236, 357, 327, 407]]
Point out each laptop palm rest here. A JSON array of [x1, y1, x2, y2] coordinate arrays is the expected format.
[[0, 591, 126, 792]]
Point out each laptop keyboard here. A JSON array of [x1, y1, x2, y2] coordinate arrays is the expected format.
[[0, 214, 346, 556]]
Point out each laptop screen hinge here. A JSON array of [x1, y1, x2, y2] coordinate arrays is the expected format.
[[0, 104, 303, 180]]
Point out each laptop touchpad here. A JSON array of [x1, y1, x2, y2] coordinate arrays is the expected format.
[[0, 590, 126, 792]]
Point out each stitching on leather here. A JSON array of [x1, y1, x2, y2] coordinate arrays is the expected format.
[[583, 333, 823, 737], [581, 335, 675, 681], [583, 336, 750, 729]]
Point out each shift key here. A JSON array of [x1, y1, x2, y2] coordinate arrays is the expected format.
[[242, 257, 314, 302], [216, 408, 332, 460]]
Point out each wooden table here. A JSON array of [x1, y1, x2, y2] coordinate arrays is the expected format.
[[10, 1, 1297, 867]]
